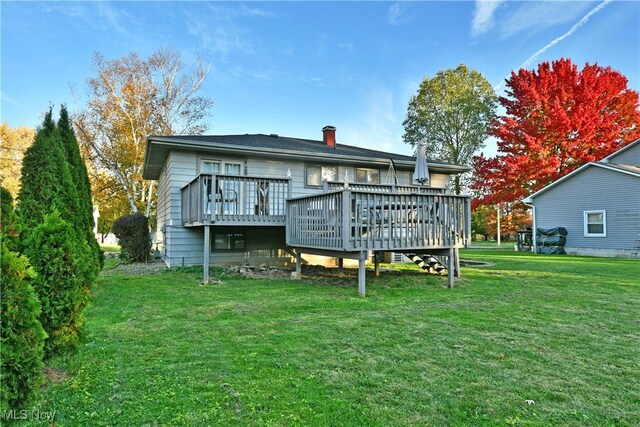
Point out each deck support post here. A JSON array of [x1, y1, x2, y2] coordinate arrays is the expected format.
[[454, 248, 461, 278], [374, 251, 380, 277], [447, 248, 454, 288], [203, 225, 210, 284], [295, 252, 302, 276], [358, 258, 366, 297], [337, 258, 344, 271]]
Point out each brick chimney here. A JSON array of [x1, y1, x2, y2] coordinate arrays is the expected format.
[[322, 125, 336, 148]]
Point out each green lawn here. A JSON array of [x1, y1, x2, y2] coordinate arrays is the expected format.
[[98, 243, 120, 253], [469, 240, 518, 250], [25, 251, 639, 426]]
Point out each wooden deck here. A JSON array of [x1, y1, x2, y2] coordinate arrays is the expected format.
[[181, 173, 292, 226], [286, 189, 471, 252], [182, 174, 471, 294]]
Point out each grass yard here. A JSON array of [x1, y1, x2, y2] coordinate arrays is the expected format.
[[469, 240, 518, 250], [25, 251, 639, 426], [99, 243, 120, 253]]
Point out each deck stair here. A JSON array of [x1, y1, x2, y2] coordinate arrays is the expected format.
[[403, 252, 449, 275]]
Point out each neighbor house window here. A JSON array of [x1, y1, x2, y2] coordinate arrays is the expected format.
[[306, 165, 338, 187], [212, 232, 246, 251], [355, 168, 380, 184], [584, 210, 606, 237]]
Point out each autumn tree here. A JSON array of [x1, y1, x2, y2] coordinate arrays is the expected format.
[[0, 123, 35, 198], [93, 171, 130, 242], [75, 48, 213, 216], [404, 64, 497, 194], [474, 58, 640, 205]]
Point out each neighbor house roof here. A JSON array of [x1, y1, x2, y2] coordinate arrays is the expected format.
[[523, 138, 640, 204], [143, 133, 470, 180], [523, 161, 640, 203], [601, 138, 640, 163]]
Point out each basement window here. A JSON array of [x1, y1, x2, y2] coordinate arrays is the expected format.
[[584, 210, 606, 237], [212, 232, 246, 251]]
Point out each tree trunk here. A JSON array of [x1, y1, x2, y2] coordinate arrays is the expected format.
[[145, 181, 154, 218]]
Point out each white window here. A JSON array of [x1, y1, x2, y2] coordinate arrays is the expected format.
[[201, 159, 220, 174], [355, 168, 380, 184], [201, 159, 243, 175], [224, 163, 242, 175], [200, 159, 243, 215], [584, 210, 606, 237], [306, 165, 338, 187]]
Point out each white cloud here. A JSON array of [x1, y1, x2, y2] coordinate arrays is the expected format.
[[471, 0, 505, 36], [499, 1, 594, 39], [96, 2, 130, 35], [341, 84, 410, 156], [187, 17, 254, 58], [1, 91, 22, 109], [495, 0, 614, 91], [388, 2, 414, 26], [186, 3, 277, 58]]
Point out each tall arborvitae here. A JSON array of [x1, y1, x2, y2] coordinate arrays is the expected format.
[[58, 105, 103, 270], [1, 242, 46, 412], [16, 108, 94, 357], [16, 108, 79, 238], [24, 211, 91, 357], [1, 187, 21, 251]]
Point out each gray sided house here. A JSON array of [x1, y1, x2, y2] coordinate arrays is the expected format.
[[143, 127, 472, 293], [524, 138, 640, 258]]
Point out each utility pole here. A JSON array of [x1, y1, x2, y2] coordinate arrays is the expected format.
[[496, 204, 501, 247]]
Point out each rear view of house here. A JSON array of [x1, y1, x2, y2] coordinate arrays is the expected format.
[[524, 139, 640, 258], [143, 126, 472, 292]]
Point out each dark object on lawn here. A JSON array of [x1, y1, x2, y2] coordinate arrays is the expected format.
[[517, 228, 533, 252], [112, 213, 151, 263], [536, 235, 567, 247], [535, 227, 567, 254], [537, 246, 566, 254]]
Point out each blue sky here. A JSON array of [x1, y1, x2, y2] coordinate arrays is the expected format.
[[2, 1, 638, 157]]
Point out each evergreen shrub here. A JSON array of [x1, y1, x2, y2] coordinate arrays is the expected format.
[[1, 187, 21, 252], [0, 243, 46, 412], [111, 213, 151, 263], [24, 211, 92, 357], [58, 105, 104, 271]]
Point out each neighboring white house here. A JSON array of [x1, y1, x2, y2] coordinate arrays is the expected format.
[[523, 138, 640, 258]]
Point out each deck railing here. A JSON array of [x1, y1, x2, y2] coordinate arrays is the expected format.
[[287, 189, 471, 251], [324, 181, 446, 194], [181, 174, 291, 226]]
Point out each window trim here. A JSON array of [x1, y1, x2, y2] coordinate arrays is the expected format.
[[583, 210, 607, 237]]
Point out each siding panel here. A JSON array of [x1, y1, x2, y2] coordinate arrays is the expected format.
[[607, 143, 640, 167], [533, 166, 640, 250]]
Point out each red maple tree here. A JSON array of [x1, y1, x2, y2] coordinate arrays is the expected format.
[[473, 58, 640, 206]]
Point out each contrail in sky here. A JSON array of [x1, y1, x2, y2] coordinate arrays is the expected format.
[[494, 0, 614, 91]]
